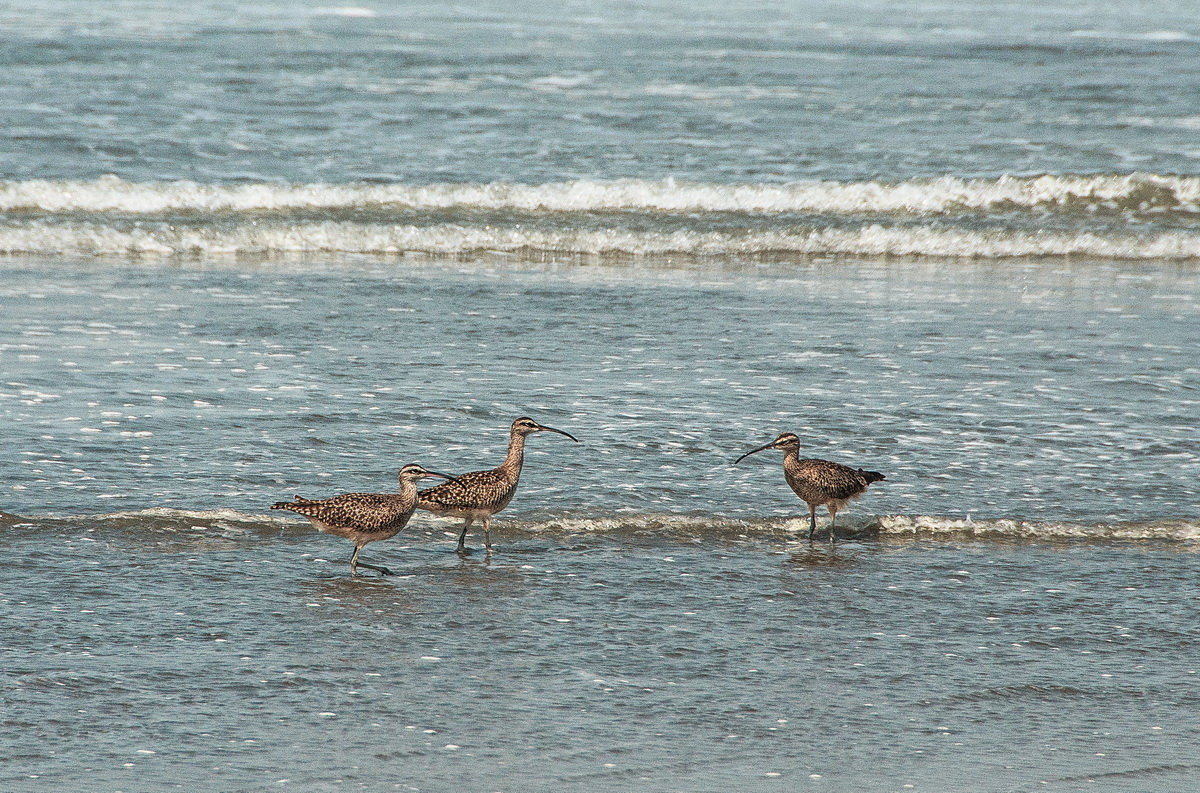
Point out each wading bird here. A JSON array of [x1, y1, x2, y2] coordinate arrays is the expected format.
[[735, 432, 885, 541], [417, 417, 579, 552], [272, 463, 456, 576]]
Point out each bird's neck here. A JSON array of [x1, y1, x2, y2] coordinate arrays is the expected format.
[[499, 431, 527, 477], [397, 477, 418, 500]]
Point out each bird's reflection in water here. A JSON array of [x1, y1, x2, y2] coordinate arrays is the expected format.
[[298, 573, 423, 617], [785, 541, 861, 569], [453, 545, 495, 567], [296, 548, 530, 614]]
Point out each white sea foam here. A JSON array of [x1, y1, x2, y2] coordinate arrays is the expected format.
[[312, 6, 377, 18], [526, 514, 1200, 543], [4, 173, 1198, 259], [18, 508, 1200, 543], [2, 173, 1199, 215], [427, 513, 1200, 543], [3, 219, 1200, 259], [1070, 29, 1195, 43], [877, 515, 1200, 542], [81, 506, 300, 526]]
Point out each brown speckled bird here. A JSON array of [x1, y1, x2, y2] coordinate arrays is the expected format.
[[271, 463, 456, 576], [735, 432, 885, 542], [417, 416, 579, 552]]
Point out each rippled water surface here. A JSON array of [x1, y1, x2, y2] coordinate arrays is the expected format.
[[5, 524, 1200, 793], [5, 0, 1200, 184], [3, 0, 1200, 258], [2, 257, 1197, 524], [2, 255, 1198, 792]]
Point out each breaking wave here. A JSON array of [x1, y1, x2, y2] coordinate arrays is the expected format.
[[873, 515, 1200, 542], [524, 514, 1200, 542], [2, 219, 1199, 259], [2, 173, 1199, 260], [3, 173, 1199, 214], [5, 508, 1198, 544]]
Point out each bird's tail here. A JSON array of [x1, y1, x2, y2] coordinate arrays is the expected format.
[[859, 469, 886, 484], [271, 495, 316, 511]]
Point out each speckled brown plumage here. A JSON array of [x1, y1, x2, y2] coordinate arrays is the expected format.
[[271, 463, 455, 575], [417, 416, 578, 552], [419, 468, 519, 516], [736, 432, 885, 541]]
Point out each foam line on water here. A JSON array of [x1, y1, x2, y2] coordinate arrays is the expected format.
[[2, 173, 1199, 214], [10, 509, 1196, 543], [3, 219, 1200, 259], [876, 515, 1200, 542], [523, 514, 1200, 542]]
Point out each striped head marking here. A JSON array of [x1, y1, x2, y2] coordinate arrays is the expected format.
[[511, 416, 579, 442], [768, 432, 801, 450], [734, 432, 800, 464], [398, 463, 457, 483]]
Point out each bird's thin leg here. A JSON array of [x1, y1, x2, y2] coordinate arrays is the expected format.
[[457, 518, 473, 553], [828, 505, 838, 543], [808, 505, 818, 542], [483, 516, 493, 552], [349, 545, 393, 576]]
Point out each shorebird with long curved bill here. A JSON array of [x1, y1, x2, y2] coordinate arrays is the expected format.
[[417, 416, 579, 553], [735, 432, 885, 542], [272, 463, 457, 576]]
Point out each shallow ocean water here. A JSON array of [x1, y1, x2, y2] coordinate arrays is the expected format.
[[4, 512, 1200, 793], [5, 0, 1200, 185], [2, 255, 1198, 792], [4, 0, 1200, 259], [1, 256, 1196, 525]]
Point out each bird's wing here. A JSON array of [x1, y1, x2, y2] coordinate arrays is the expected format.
[[418, 469, 511, 510], [281, 493, 411, 532], [797, 459, 871, 499]]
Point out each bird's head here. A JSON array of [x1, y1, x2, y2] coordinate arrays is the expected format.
[[511, 416, 579, 442], [734, 432, 801, 464], [398, 464, 458, 484]]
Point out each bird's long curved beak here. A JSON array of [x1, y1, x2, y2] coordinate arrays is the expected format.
[[734, 440, 778, 465], [537, 424, 579, 442], [426, 470, 461, 484]]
